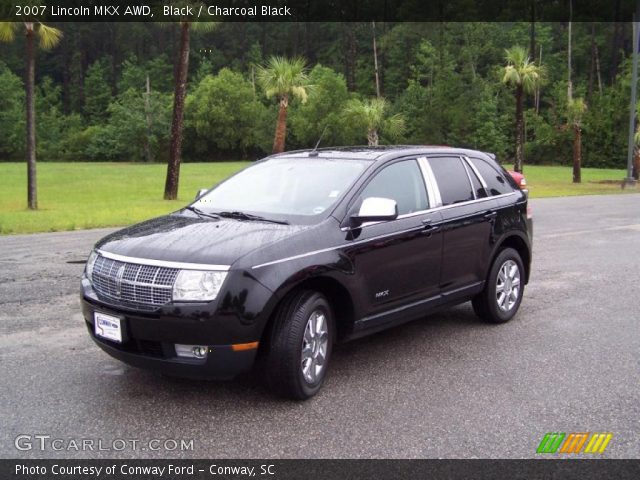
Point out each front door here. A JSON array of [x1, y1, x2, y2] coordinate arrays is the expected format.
[[341, 159, 443, 329]]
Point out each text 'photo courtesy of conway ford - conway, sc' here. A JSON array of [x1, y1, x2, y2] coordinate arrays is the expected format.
[[81, 146, 533, 400]]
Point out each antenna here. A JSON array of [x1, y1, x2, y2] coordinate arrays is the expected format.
[[309, 125, 329, 156]]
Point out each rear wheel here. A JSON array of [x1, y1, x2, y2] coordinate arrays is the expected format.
[[265, 291, 334, 400], [472, 248, 524, 323]]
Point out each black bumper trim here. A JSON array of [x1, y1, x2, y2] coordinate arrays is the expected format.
[[89, 329, 257, 380]]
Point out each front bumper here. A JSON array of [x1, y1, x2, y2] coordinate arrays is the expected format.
[[80, 274, 270, 380], [87, 326, 256, 380], [83, 300, 257, 380]]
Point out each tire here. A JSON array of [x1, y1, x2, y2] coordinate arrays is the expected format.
[[265, 290, 334, 400], [472, 248, 525, 324]]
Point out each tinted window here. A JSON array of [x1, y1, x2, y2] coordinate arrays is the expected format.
[[469, 157, 511, 196], [428, 157, 474, 206], [359, 160, 428, 215], [464, 160, 488, 198]]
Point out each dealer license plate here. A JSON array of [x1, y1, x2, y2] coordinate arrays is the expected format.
[[94, 312, 122, 343]]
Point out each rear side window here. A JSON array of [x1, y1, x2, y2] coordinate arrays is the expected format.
[[468, 157, 511, 196], [359, 160, 429, 215], [428, 157, 474, 206]]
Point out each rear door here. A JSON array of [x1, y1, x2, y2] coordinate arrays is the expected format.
[[427, 156, 497, 294]]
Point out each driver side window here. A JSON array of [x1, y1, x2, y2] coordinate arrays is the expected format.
[[359, 160, 429, 215]]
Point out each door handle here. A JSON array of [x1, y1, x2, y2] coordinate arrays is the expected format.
[[484, 211, 497, 221], [421, 219, 441, 235]]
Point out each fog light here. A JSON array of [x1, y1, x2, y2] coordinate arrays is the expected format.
[[192, 346, 208, 358], [175, 344, 208, 359]]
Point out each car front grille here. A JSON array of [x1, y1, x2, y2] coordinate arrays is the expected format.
[[91, 254, 179, 309]]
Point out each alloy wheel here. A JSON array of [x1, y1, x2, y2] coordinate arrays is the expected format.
[[496, 259, 521, 312], [301, 309, 329, 384]]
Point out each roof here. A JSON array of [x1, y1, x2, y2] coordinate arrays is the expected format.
[[269, 145, 493, 162]]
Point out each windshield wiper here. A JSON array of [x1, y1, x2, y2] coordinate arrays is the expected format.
[[217, 211, 289, 225], [184, 206, 221, 220]]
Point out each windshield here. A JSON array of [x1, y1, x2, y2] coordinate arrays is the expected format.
[[191, 157, 370, 223]]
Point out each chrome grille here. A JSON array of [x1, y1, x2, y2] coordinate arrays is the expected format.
[[91, 255, 179, 309]]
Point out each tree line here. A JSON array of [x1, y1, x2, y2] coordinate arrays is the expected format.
[[1, 21, 638, 205]]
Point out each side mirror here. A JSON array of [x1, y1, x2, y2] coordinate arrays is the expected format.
[[195, 188, 208, 200], [350, 197, 398, 227]]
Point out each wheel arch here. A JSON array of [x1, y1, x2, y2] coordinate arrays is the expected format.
[[491, 233, 531, 283], [258, 275, 356, 353]]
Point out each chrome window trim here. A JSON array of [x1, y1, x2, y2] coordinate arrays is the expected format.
[[418, 156, 443, 207], [460, 156, 478, 200], [97, 250, 231, 271], [417, 156, 442, 208], [463, 155, 488, 189], [256, 191, 517, 269]]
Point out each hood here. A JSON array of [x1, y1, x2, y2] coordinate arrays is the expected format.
[[95, 213, 308, 267]]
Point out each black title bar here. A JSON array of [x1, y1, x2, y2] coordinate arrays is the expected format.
[[2, 459, 640, 480], [0, 0, 637, 22]]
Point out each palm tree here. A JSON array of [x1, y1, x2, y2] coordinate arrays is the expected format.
[[567, 98, 587, 184], [257, 56, 310, 154], [164, 18, 217, 200], [502, 46, 544, 173], [0, 21, 62, 210], [343, 97, 405, 146]]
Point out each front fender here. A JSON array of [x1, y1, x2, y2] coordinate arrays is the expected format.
[[245, 248, 358, 333]]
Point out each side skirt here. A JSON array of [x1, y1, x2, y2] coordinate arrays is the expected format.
[[346, 281, 484, 341]]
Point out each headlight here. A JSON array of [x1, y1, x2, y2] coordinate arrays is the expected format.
[[172, 270, 227, 302], [85, 250, 98, 279]]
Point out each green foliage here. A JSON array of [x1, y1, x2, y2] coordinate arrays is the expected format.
[[84, 58, 112, 123], [343, 97, 405, 145], [379, 23, 426, 98], [0, 22, 62, 50], [398, 39, 477, 147], [193, 57, 214, 84], [245, 42, 263, 71], [394, 82, 431, 144], [580, 59, 631, 167], [524, 109, 571, 165], [467, 85, 509, 159], [567, 98, 587, 127], [35, 78, 84, 160], [0, 22, 635, 168], [257, 56, 310, 103], [288, 65, 360, 147], [0, 62, 24, 159], [184, 68, 269, 156], [85, 88, 171, 161], [118, 55, 173, 93], [503, 46, 545, 94]]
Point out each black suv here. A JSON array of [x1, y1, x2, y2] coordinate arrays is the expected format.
[[81, 147, 532, 399]]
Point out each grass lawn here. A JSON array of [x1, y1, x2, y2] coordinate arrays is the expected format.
[[0, 162, 248, 234], [0, 162, 635, 234], [523, 165, 632, 197]]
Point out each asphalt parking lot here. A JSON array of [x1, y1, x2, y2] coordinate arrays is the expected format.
[[0, 193, 638, 459]]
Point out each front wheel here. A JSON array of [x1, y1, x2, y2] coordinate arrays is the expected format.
[[472, 248, 525, 324], [265, 291, 334, 400]]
